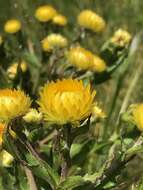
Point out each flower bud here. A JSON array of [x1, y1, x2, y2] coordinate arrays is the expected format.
[[0, 150, 14, 167], [23, 108, 42, 123]]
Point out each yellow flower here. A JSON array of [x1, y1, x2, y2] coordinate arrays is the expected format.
[[52, 14, 67, 26], [35, 5, 57, 22], [23, 108, 42, 123], [0, 123, 5, 145], [67, 46, 106, 72], [78, 10, 105, 32], [92, 55, 107, 72], [67, 47, 94, 70], [110, 29, 132, 47], [41, 33, 68, 52], [4, 19, 21, 34], [0, 89, 31, 123], [38, 79, 96, 125], [7, 60, 27, 80], [132, 104, 143, 131], [0, 36, 3, 45], [92, 104, 106, 119], [0, 150, 14, 167]]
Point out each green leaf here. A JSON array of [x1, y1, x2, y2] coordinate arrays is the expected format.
[[70, 142, 88, 159], [0, 167, 16, 190], [26, 153, 60, 189], [17, 165, 29, 190], [138, 179, 143, 190], [58, 176, 85, 190], [23, 51, 41, 68]]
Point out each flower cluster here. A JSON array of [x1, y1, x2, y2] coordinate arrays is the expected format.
[[67, 46, 106, 72], [35, 5, 67, 26]]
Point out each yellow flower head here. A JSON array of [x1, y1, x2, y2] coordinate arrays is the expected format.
[[35, 5, 57, 22], [92, 55, 107, 73], [4, 19, 21, 34], [67, 47, 94, 70], [131, 104, 143, 131], [0, 89, 31, 123], [41, 33, 68, 52], [0, 123, 5, 145], [52, 14, 67, 26], [7, 60, 27, 80], [0, 150, 14, 167], [78, 10, 106, 32], [38, 79, 96, 125], [23, 108, 42, 123], [111, 29, 132, 47]]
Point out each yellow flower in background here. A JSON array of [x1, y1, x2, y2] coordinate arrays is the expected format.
[[35, 5, 57, 22], [7, 60, 27, 80], [67, 47, 94, 70], [0, 89, 31, 123], [0, 150, 14, 167], [0, 123, 5, 145], [0, 36, 3, 45], [78, 10, 105, 32], [92, 104, 106, 119], [41, 33, 68, 52], [38, 79, 96, 125], [132, 104, 143, 131], [92, 55, 107, 72], [110, 29, 132, 47], [23, 108, 42, 123], [67, 46, 106, 72], [4, 19, 21, 34], [52, 14, 67, 26]]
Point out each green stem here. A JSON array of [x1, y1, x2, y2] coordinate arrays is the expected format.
[[61, 124, 72, 180]]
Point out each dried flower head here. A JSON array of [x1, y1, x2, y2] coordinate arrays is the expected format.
[[41, 33, 68, 52], [78, 10, 105, 32], [35, 5, 57, 22], [0, 89, 31, 123], [38, 79, 96, 125], [111, 29, 132, 47], [4, 19, 21, 34]]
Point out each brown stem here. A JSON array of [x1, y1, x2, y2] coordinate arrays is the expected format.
[[23, 165, 38, 190]]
